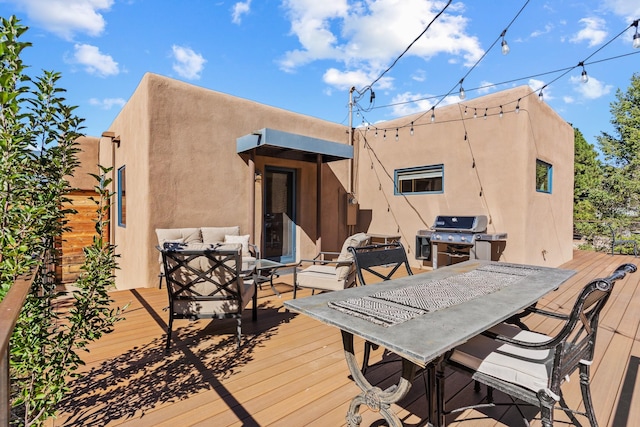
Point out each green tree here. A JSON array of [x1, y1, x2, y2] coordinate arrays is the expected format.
[[573, 126, 603, 238], [595, 72, 640, 222], [1, 16, 122, 426]]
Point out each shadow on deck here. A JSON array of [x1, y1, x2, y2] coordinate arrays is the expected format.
[[48, 250, 640, 427]]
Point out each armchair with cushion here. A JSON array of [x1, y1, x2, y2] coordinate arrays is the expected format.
[[293, 232, 370, 298], [445, 263, 637, 427]]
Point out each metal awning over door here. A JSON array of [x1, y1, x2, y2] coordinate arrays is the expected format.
[[236, 128, 352, 163]]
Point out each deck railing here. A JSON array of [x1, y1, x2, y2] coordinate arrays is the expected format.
[[0, 244, 52, 427]]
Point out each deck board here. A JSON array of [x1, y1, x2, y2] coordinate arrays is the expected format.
[[46, 250, 640, 426]]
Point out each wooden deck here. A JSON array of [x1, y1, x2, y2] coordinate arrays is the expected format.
[[47, 250, 640, 427]]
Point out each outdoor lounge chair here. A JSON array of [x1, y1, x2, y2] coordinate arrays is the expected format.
[[293, 232, 370, 298], [445, 262, 637, 427], [349, 242, 413, 374], [159, 242, 257, 353]]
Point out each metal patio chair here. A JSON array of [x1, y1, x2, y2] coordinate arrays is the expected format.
[[159, 242, 257, 353], [446, 262, 637, 427], [348, 242, 413, 374]]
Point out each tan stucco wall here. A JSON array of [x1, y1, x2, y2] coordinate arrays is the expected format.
[[354, 86, 574, 270], [77, 74, 573, 289], [66, 136, 100, 190], [105, 73, 349, 289]]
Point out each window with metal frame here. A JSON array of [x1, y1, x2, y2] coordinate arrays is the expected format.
[[535, 159, 552, 194], [394, 164, 444, 195], [117, 165, 126, 227]]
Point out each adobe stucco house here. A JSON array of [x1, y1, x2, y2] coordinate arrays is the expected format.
[[72, 72, 573, 290]]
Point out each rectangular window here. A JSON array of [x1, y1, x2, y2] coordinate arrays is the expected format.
[[117, 166, 126, 227], [394, 165, 444, 195], [535, 159, 552, 193]]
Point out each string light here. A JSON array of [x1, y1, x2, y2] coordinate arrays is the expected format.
[[579, 62, 588, 83], [473, 108, 477, 119], [383, 129, 387, 140], [430, 106, 435, 122], [464, 106, 468, 115], [633, 20, 640, 49], [500, 29, 510, 55], [515, 98, 520, 113], [538, 88, 544, 102], [499, 105, 504, 118], [395, 128, 399, 141], [410, 122, 414, 136], [483, 108, 488, 119], [375, 128, 378, 137], [459, 79, 466, 99]]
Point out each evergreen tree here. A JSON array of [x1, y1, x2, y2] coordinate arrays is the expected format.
[[595, 72, 640, 222]]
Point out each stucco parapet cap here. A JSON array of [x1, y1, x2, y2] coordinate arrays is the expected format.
[[236, 128, 353, 163]]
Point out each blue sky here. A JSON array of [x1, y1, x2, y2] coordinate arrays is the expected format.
[[1, 0, 639, 150]]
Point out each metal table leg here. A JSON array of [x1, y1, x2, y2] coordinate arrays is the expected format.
[[341, 330, 418, 427]]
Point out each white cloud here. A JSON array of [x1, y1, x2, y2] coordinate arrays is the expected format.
[[570, 17, 608, 47], [89, 97, 126, 109], [602, 0, 640, 19], [72, 44, 119, 77], [231, 0, 252, 24], [389, 92, 436, 117], [323, 68, 392, 91], [279, 0, 484, 91], [530, 23, 553, 38], [476, 81, 496, 95], [10, 0, 114, 40], [570, 74, 613, 99], [529, 78, 553, 100], [563, 96, 575, 104], [171, 45, 206, 80]]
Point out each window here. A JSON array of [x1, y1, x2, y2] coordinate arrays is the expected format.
[[118, 166, 126, 227], [535, 159, 552, 193], [394, 165, 444, 195]]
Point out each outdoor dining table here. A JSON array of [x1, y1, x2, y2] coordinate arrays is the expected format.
[[284, 260, 575, 427]]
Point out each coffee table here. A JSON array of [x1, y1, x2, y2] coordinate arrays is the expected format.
[[254, 259, 297, 297]]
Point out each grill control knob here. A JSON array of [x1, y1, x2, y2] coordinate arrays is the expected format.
[[461, 236, 466, 242], [448, 235, 453, 241]]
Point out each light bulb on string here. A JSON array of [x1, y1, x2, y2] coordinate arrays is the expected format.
[[395, 128, 399, 141], [383, 129, 387, 140], [483, 108, 488, 120], [579, 62, 588, 83], [464, 106, 468, 115], [410, 122, 414, 136], [430, 106, 435, 123], [375, 128, 378, 137], [538, 89, 544, 102], [499, 105, 504, 118], [500, 29, 510, 55], [473, 108, 477, 119], [458, 79, 466, 100], [515, 99, 520, 114], [633, 20, 640, 49]]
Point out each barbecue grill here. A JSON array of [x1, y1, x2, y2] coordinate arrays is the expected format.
[[416, 215, 507, 268]]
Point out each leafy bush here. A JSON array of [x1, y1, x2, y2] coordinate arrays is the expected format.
[[1, 16, 123, 426]]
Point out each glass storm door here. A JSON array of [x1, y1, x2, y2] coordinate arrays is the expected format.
[[263, 167, 296, 262]]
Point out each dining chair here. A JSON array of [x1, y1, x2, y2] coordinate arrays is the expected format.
[[348, 242, 413, 374], [446, 262, 637, 427], [159, 242, 257, 353]]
